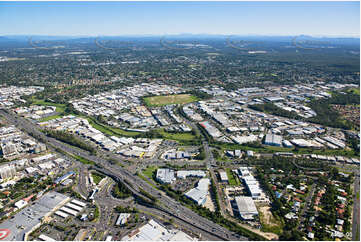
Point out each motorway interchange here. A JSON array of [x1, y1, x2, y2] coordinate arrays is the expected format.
[[0, 109, 244, 241], [0, 108, 359, 241]]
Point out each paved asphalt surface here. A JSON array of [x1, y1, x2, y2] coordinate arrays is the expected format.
[[0, 109, 245, 241]]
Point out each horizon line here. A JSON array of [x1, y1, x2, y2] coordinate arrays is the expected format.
[[2, 33, 360, 38]]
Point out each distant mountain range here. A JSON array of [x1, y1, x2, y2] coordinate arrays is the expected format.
[[0, 34, 359, 46]]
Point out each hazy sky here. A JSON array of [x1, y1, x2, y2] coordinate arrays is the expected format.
[[0, 1, 359, 36]]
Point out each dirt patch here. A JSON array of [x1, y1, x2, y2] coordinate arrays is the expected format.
[[259, 205, 278, 227], [204, 194, 215, 212]]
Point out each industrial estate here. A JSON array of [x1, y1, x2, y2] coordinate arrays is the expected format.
[[0, 2, 360, 241]]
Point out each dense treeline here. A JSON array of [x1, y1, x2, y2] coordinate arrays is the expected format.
[[308, 92, 359, 130], [135, 129, 201, 146], [188, 90, 213, 100], [44, 129, 96, 155], [112, 181, 132, 199], [159, 184, 265, 240], [194, 146, 206, 160]]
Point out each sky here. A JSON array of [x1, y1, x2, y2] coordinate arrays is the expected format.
[[0, 1, 359, 37]]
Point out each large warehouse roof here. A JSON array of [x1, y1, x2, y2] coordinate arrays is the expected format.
[[235, 196, 258, 219], [121, 219, 197, 241], [0, 192, 69, 241]]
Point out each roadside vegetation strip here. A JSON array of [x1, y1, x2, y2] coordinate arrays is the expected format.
[[87, 117, 140, 137], [70, 154, 96, 165], [143, 94, 199, 107], [159, 184, 266, 240], [44, 129, 97, 154], [225, 168, 239, 186], [215, 142, 358, 157], [38, 114, 63, 122], [137, 172, 158, 189], [143, 166, 158, 180]]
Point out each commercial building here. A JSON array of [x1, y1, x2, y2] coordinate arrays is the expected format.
[[38, 234, 56, 241], [243, 176, 262, 199], [156, 169, 176, 184], [60, 206, 78, 216], [0, 164, 16, 180], [176, 170, 206, 179], [264, 96, 285, 102], [70, 199, 86, 207], [231, 135, 258, 145], [282, 140, 293, 148], [234, 196, 259, 220], [0, 192, 69, 241], [199, 121, 222, 138], [121, 219, 197, 241], [264, 133, 282, 147], [219, 171, 229, 183], [185, 178, 210, 206], [65, 203, 83, 212], [55, 210, 69, 218], [54, 171, 76, 184]]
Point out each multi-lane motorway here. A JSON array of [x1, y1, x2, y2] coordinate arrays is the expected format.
[[0, 109, 246, 241]]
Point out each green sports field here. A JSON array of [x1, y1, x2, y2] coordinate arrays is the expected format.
[[143, 94, 198, 107]]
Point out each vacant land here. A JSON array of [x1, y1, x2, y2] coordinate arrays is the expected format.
[[258, 205, 282, 236], [143, 94, 198, 107]]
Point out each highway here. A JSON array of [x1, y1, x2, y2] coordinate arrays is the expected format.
[[0, 109, 246, 241]]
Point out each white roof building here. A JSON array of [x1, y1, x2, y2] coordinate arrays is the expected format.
[[121, 219, 197, 241], [219, 171, 228, 182], [176, 170, 206, 179], [14, 200, 28, 210], [71, 199, 86, 207], [235, 196, 258, 220], [185, 178, 210, 206], [156, 169, 176, 184]]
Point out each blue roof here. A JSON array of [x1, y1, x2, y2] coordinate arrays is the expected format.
[[55, 171, 75, 184]]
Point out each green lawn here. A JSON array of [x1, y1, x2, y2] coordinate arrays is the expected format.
[[91, 172, 105, 185], [143, 94, 198, 107], [138, 172, 158, 189], [143, 166, 158, 179], [225, 168, 239, 186], [87, 118, 140, 137], [71, 154, 95, 165], [349, 88, 360, 95], [31, 99, 66, 113], [38, 114, 63, 122], [157, 129, 196, 141]]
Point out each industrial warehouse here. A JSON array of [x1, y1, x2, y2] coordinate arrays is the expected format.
[[0, 192, 69, 241]]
